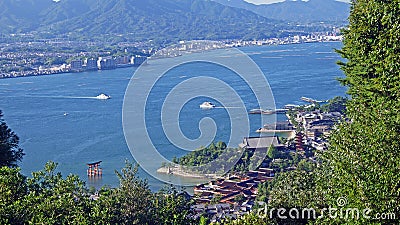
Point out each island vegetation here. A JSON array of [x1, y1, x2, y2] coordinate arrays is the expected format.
[[165, 138, 315, 178], [172, 142, 227, 167], [161, 142, 248, 177]]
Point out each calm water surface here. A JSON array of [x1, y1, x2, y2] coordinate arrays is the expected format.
[[0, 42, 346, 190]]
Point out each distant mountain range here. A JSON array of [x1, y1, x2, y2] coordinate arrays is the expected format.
[[0, 0, 349, 42], [212, 0, 350, 23]]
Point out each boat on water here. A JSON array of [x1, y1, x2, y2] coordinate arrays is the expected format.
[[200, 102, 215, 109], [96, 93, 111, 100], [249, 109, 266, 114], [261, 110, 275, 115], [249, 108, 288, 115], [249, 109, 275, 115]]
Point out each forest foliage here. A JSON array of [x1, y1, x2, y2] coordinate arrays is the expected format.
[[0, 161, 195, 225]]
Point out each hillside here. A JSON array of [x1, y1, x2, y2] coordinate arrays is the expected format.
[[0, 0, 50, 32], [45, 0, 282, 41], [0, 0, 287, 41], [212, 0, 350, 23], [0, 0, 333, 42], [0, 0, 98, 33]]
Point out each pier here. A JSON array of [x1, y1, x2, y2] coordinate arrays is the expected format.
[[249, 108, 288, 115], [300, 96, 326, 104]]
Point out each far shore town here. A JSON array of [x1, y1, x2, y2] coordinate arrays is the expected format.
[[0, 32, 342, 79]]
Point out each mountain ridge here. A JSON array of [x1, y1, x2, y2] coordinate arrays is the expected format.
[[212, 0, 350, 23], [0, 0, 340, 42], [0, 0, 276, 39]]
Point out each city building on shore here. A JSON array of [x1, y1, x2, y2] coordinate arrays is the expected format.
[[70, 59, 83, 72], [292, 110, 343, 150], [97, 57, 116, 70], [130, 55, 147, 66], [84, 58, 98, 70]]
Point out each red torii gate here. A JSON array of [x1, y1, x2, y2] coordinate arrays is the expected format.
[[87, 161, 103, 177]]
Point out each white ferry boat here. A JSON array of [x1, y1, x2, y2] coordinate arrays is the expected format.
[[200, 102, 215, 109], [96, 93, 111, 100]]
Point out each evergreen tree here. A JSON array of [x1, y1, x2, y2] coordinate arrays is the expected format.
[[0, 110, 24, 167], [113, 161, 155, 224], [267, 145, 279, 159], [153, 185, 195, 225], [319, 0, 400, 224], [320, 96, 347, 113]]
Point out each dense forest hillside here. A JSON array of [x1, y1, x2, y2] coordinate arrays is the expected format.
[[213, 0, 350, 23], [0, 0, 279, 41], [0, 0, 338, 41]]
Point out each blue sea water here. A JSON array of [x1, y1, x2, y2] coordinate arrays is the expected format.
[[0, 42, 347, 190]]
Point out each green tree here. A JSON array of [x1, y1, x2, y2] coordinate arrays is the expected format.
[[153, 185, 195, 225], [269, 170, 317, 208], [112, 161, 155, 224], [26, 161, 90, 224], [0, 167, 28, 224], [0, 160, 199, 224], [267, 145, 279, 159], [0, 162, 92, 224], [213, 212, 271, 225], [0, 110, 24, 167], [267, 168, 328, 225], [297, 159, 316, 172], [199, 216, 209, 225], [318, 0, 400, 224], [320, 96, 347, 113], [209, 142, 217, 151], [216, 141, 227, 150], [256, 182, 269, 203]]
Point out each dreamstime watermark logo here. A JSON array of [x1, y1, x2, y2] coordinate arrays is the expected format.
[[256, 197, 397, 221], [336, 196, 347, 207], [122, 40, 276, 186]]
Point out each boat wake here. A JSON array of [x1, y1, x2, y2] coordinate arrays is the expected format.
[[26, 95, 110, 100], [214, 106, 242, 109]]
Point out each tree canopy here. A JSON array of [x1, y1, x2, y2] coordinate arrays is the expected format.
[[0, 110, 24, 167], [219, 1, 400, 224], [0, 161, 195, 225], [319, 0, 400, 224], [320, 96, 347, 114]]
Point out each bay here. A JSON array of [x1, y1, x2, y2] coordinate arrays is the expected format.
[[0, 42, 347, 190]]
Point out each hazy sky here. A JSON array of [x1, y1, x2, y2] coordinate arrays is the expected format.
[[244, 0, 350, 5]]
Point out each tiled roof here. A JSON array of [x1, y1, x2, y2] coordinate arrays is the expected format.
[[241, 136, 283, 149]]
